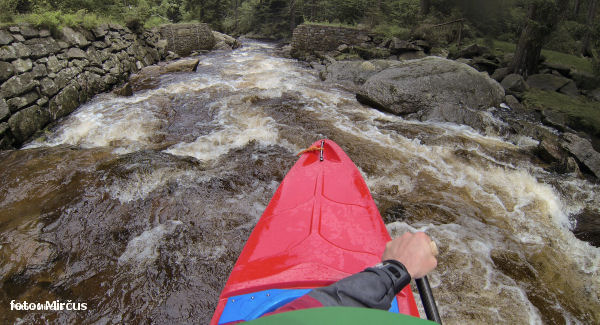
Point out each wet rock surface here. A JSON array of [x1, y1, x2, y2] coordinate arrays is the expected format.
[[356, 57, 505, 127]]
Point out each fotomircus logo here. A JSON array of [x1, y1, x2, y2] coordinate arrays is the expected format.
[[10, 300, 88, 311]]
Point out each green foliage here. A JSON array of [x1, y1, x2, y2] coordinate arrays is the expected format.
[[546, 20, 586, 54]]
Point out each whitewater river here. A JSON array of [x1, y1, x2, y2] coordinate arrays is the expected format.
[[1, 41, 599, 324]]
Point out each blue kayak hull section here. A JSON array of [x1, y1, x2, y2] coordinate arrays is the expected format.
[[218, 288, 400, 324]]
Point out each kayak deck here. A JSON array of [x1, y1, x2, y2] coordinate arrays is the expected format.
[[211, 140, 419, 324]]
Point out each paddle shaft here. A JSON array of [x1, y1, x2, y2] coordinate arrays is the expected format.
[[415, 276, 442, 324]]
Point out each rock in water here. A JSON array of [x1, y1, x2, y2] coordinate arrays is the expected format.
[[163, 58, 200, 73], [356, 57, 505, 116], [561, 133, 600, 178]]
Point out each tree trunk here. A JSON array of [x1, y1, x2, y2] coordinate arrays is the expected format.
[[510, 0, 570, 77], [573, 0, 582, 18], [582, 0, 598, 57], [290, 0, 296, 35], [421, 0, 430, 16]]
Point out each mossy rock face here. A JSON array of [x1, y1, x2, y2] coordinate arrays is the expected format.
[[522, 89, 600, 138]]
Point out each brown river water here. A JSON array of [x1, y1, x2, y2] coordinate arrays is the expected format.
[[1, 41, 599, 324]]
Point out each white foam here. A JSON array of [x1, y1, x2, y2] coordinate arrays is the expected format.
[[118, 220, 183, 267]]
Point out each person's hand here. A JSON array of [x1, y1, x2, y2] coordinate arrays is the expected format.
[[381, 232, 438, 279]]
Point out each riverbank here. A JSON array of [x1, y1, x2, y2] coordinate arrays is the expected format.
[[0, 23, 239, 150], [288, 24, 600, 184]]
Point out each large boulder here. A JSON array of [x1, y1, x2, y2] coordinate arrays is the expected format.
[[561, 133, 600, 178], [526, 73, 570, 91], [320, 60, 404, 90], [356, 57, 505, 118]]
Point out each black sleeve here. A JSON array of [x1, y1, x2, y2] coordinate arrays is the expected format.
[[307, 266, 404, 310]]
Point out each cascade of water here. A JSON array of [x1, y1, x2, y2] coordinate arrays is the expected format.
[[1, 41, 598, 324]]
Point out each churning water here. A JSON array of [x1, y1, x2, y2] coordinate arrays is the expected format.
[[1, 41, 599, 324]]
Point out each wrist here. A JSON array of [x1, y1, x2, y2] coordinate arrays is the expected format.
[[373, 260, 412, 294]]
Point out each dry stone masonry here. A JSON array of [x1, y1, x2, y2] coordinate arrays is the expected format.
[[0, 23, 219, 149]]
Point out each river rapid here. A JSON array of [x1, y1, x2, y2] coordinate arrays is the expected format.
[[1, 41, 599, 324]]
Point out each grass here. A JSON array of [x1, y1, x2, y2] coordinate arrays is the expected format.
[[475, 38, 593, 73], [303, 21, 364, 29], [523, 89, 600, 136], [5, 10, 114, 31], [372, 24, 411, 39]]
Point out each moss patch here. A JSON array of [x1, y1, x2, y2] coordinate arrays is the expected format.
[[474, 39, 593, 73], [522, 89, 600, 136]]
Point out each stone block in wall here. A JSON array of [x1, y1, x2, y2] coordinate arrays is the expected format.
[[92, 25, 109, 39], [54, 67, 80, 90], [0, 122, 8, 136], [0, 61, 15, 82], [36, 96, 48, 106], [13, 34, 24, 42], [0, 99, 9, 121], [0, 72, 38, 98], [60, 27, 90, 47], [87, 72, 106, 94], [12, 58, 33, 73], [49, 83, 79, 120], [32, 63, 47, 78], [70, 59, 89, 69], [92, 41, 108, 49], [0, 44, 18, 60], [7, 91, 39, 112], [0, 30, 14, 45], [47, 55, 68, 73], [67, 48, 87, 59], [8, 104, 50, 144], [26, 38, 61, 58], [12, 43, 32, 58], [40, 77, 59, 97], [19, 25, 39, 39]]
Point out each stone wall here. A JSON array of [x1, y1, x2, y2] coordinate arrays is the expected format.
[[291, 24, 372, 58], [0, 23, 166, 149], [158, 23, 215, 57], [0, 23, 219, 150]]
